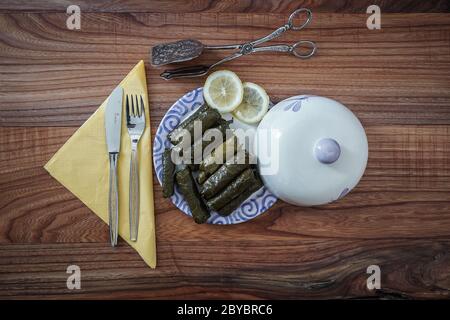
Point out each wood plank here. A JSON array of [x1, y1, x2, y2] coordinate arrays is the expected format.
[[0, 241, 449, 299], [1, 125, 449, 244], [0, 0, 448, 14], [1, 13, 450, 126]]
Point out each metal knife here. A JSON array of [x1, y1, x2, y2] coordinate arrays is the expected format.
[[105, 86, 123, 247]]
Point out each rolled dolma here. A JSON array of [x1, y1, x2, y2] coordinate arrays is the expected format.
[[200, 151, 250, 200], [168, 104, 208, 145], [169, 105, 221, 145], [197, 171, 208, 185], [217, 177, 264, 216], [206, 168, 257, 211], [191, 122, 228, 166], [162, 148, 175, 198], [187, 163, 199, 171], [179, 122, 228, 171], [175, 166, 210, 224], [198, 136, 239, 184]]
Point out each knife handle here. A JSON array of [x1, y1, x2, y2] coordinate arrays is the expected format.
[[108, 153, 119, 247], [129, 145, 139, 241]]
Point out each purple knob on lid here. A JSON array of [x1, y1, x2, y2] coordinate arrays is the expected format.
[[314, 138, 341, 164]]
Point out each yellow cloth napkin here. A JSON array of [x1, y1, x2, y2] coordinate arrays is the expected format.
[[44, 60, 156, 268]]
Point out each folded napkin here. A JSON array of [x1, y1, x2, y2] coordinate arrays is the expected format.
[[45, 60, 156, 268]]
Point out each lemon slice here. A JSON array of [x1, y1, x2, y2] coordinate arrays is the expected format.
[[203, 70, 243, 113], [232, 82, 269, 124]]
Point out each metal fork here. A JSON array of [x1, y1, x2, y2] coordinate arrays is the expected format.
[[125, 94, 145, 242]]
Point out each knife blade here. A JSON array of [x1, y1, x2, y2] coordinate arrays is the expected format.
[[105, 86, 124, 153], [105, 86, 123, 247]]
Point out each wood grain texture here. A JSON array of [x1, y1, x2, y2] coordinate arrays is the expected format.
[[0, 2, 450, 299], [1, 13, 450, 126], [1, 241, 449, 299], [1, 125, 450, 299], [0, 0, 449, 13]]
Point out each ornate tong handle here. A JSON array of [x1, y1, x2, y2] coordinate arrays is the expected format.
[[252, 41, 317, 59], [250, 8, 313, 48], [203, 8, 313, 51]]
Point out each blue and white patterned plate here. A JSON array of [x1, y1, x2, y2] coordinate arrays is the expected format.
[[153, 87, 277, 224]]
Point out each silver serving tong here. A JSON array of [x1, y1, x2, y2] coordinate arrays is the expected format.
[[152, 8, 317, 80]]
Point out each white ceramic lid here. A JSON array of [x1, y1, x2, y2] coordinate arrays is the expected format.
[[254, 95, 368, 206]]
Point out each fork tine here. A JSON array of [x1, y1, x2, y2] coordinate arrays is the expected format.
[[134, 95, 139, 117], [137, 95, 142, 118], [132, 94, 136, 116], [126, 94, 130, 120], [140, 95, 145, 118]]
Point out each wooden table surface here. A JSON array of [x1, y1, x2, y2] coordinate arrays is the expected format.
[[1, 1, 450, 299]]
